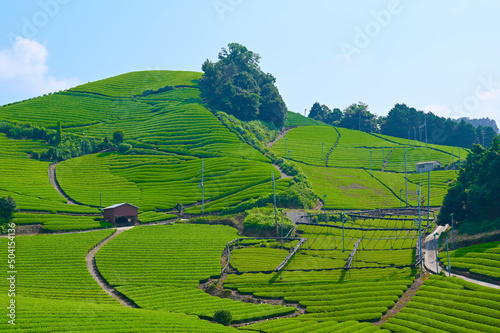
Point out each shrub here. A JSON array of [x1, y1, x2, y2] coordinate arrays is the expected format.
[[113, 129, 125, 144], [213, 310, 232, 326], [118, 143, 132, 153]]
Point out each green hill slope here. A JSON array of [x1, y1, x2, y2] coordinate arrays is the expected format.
[[271, 125, 466, 209], [0, 70, 285, 223]]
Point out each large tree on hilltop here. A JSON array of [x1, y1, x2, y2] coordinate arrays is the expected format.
[[339, 102, 375, 132], [200, 43, 287, 128]]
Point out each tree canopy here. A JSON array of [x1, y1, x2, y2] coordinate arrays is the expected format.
[[0, 196, 17, 223], [200, 43, 287, 128], [307, 101, 497, 149], [439, 136, 500, 232]]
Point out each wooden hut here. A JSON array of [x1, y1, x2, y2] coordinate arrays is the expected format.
[[103, 203, 139, 225]]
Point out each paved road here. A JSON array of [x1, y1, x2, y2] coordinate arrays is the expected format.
[[423, 224, 500, 289]]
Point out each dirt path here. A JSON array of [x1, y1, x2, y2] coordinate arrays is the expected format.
[[324, 127, 341, 166], [267, 128, 293, 148], [381, 147, 396, 172], [272, 164, 292, 179], [373, 273, 429, 327], [86, 226, 139, 307], [48, 162, 79, 205]]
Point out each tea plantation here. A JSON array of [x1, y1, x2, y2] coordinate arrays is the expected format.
[[1, 70, 497, 332]]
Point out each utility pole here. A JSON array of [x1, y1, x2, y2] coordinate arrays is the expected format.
[[417, 218, 423, 271], [272, 172, 278, 237], [285, 137, 287, 160], [425, 113, 428, 148], [414, 126, 417, 146], [427, 170, 430, 227], [434, 233, 439, 273], [304, 109, 307, 126], [200, 159, 205, 214], [405, 149, 408, 207], [82, 132, 85, 155], [359, 111, 361, 131], [408, 129, 411, 145], [446, 236, 451, 277], [323, 194, 326, 223], [100, 190, 102, 215], [342, 212, 345, 252], [370, 150, 373, 176], [280, 209, 284, 245], [417, 186, 421, 226], [459, 148, 461, 169], [288, 150, 291, 160], [451, 213, 455, 251]]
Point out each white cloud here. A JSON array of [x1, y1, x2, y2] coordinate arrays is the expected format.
[[0, 37, 79, 100]]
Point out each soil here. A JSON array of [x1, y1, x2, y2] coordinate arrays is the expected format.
[[48, 162, 79, 205], [86, 227, 138, 308], [372, 272, 429, 327]]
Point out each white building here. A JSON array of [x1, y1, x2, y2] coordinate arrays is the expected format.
[[416, 161, 441, 173]]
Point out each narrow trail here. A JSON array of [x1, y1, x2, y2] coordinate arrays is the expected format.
[[324, 127, 341, 167], [423, 225, 500, 289], [381, 147, 396, 172], [267, 128, 294, 148], [86, 226, 139, 308], [272, 163, 292, 179], [373, 273, 429, 327], [48, 162, 79, 205]]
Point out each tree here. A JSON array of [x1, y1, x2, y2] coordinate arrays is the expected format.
[[438, 136, 500, 232], [339, 102, 374, 132], [0, 196, 17, 223], [113, 129, 125, 144], [55, 121, 62, 145], [200, 43, 287, 128], [213, 310, 232, 326]]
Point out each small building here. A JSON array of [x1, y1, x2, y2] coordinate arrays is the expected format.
[[103, 203, 139, 225], [416, 161, 441, 173]]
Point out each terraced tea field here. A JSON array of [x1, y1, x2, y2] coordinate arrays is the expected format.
[[96, 224, 295, 323], [0, 294, 237, 332], [382, 275, 500, 332], [272, 126, 338, 166], [299, 164, 402, 209], [0, 230, 115, 303], [270, 125, 463, 209], [58, 153, 280, 211], [438, 240, 500, 281]]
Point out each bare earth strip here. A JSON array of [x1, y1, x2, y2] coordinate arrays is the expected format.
[[48, 162, 78, 205], [86, 226, 139, 307]]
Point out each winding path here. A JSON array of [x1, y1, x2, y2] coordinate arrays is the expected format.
[[86, 226, 139, 307], [423, 224, 500, 289], [48, 162, 79, 205]]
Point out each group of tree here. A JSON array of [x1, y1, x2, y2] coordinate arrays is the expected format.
[[0, 196, 17, 224], [438, 137, 500, 233], [307, 102, 498, 149], [200, 43, 287, 128]]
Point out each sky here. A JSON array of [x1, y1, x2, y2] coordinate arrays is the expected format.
[[1, 0, 500, 126]]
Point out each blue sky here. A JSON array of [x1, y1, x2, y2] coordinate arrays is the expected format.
[[1, 0, 499, 125]]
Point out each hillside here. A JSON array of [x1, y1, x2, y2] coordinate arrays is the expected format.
[[0, 72, 472, 230], [271, 113, 466, 210], [2, 70, 499, 332], [0, 70, 288, 231]]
